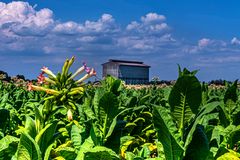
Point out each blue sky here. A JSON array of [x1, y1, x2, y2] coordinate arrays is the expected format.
[[1, 0, 240, 81]]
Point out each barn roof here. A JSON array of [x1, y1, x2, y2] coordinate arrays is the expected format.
[[102, 59, 150, 68]]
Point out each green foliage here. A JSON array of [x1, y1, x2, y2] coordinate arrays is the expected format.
[[15, 132, 42, 160], [0, 64, 240, 160], [0, 135, 19, 159], [169, 67, 202, 138], [153, 67, 211, 160], [217, 150, 240, 160], [83, 146, 119, 160], [153, 105, 184, 160]]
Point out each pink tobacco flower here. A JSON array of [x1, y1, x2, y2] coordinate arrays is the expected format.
[[27, 82, 33, 91], [37, 72, 45, 84], [70, 62, 88, 79], [89, 68, 97, 77], [27, 82, 60, 95], [85, 67, 91, 74], [76, 68, 96, 83], [41, 66, 56, 78]]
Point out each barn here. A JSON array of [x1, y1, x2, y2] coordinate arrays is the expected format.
[[102, 59, 150, 84]]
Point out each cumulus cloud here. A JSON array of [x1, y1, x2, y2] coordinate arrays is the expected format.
[[118, 13, 176, 52], [84, 14, 118, 33], [126, 13, 169, 35], [0, 1, 120, 53], [0, 2, 54, 36], [185, 38, 229, 54], [53, 14, 118, 35], [0, 2, 176, 55], [1, 0, 239, 65], [53, 21, 83, 35], [141, 13, 166, 24]]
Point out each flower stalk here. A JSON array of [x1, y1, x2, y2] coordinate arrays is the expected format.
[[28, 83, 60, 95], [70, 65, 85, 79], [76, 68, 96, 83], [30, 56, 96, 121], [41, 67, 56, 78]]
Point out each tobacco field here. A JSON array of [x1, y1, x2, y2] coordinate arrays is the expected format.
[[0, 57, 240, 160]]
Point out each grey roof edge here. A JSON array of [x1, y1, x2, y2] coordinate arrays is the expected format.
[[109, 59, 143, 64], [102, 59, 150, 67]]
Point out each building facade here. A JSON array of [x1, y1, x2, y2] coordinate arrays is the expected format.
[[102, 59, 150, 84]]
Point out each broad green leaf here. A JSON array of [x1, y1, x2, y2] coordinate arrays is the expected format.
[[217, 150, 240, 160], [125, 122, 137, 133], [76, 136, 94, 160], [98, 92, 119, 138], [201, 113, 219, 127], [222, 125, 240, 148], [177, 65, 198, 77], [110, 79, 122, 95], [184, 125, 209, 160], [138, 145, 151, 158], [43, 143, 54, 160], [184, 102, 221, 149], [35, 121, 58, 156], [83, 146, 119, 160], [125, 96, 137, 108], [211, 126, 225, 147], [71, 124, 82, 151], [139, 94, 151, 105], [55, 147, 76, 160], [0, 108, 10, 131], [224, 80, 238, 104], [125, 152, 140, 160], [105, 108, 131, 140], [24, 116, 37, 138], [15, 132, 42, 160], [105, 116, 117, 140], [201, 82, 209, 105], [169, 74, 202, 138], [120, 136, 135, 157], [153, 105, 184, 160], [0, 93, 9, 108], [223, 80, 238, 124], [33, 105, 44, 133], [81, 97, 96, 120], [0, 135, 19, 160], [93, 88, 105, 116]]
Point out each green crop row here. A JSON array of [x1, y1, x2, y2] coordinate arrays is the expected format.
[[0, 58, 240, 160]]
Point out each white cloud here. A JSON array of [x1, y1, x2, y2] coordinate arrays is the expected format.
[[84, 14, 118, 33], [185, 38, 229, 54], [0, 2, 54, 36], [0, 1, 35, 25], [198, 38, 211, 48], [126, 13, 169, 34], [231, 37, 240, 45], [141, 13, 166, 24], [120, 13, 175, 52], [0, 2, 177, 55], [53, 13, 119, 36], [53, 21, 83, 35]]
